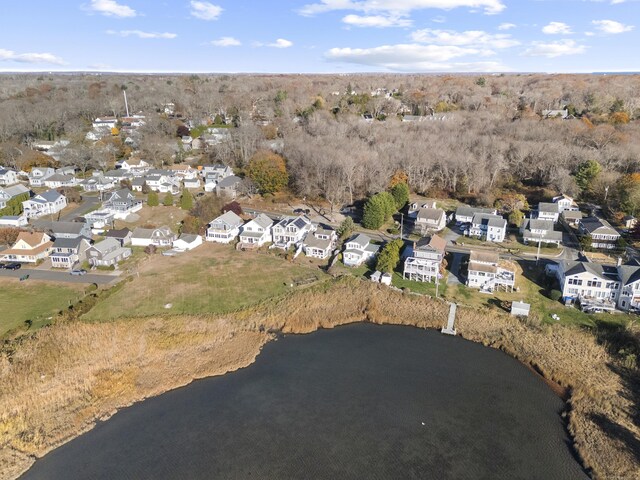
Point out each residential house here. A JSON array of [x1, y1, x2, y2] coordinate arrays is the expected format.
[[80, 175, 117, 192], [102, 169, 133, 184], [22, 190, 67, 219], [272, 215, 315, 249], [43, 173, 77, 189], [84, 210, 116, 229], [0, 184, 30, 209], [536, 202, 560, 223], [202, 164, 233, 182], [408, 201, 437, 216], [579, 217, 620, 250], [143, 172, 181, 194], [520, 218, 563, 246], [623, 215, 637, 230], [556, 260, 620, 312], [50, 237, 91, 269], [238, 213, 273, 249], [86, 237, 132, 267], [172, 234, 203, 251], [183, 178, 201, 190], [0, 232, 52, 263], [454, 206, 497, 225], [32, 220, 92, 239], [169, 164, 198, 180], [466, 251, 515, 293], [561, 210, 583, 228], [542, 109, 569, 119], [216, 175, 242, 199], [343, 234, 380, 267], [92, 116, 118, 130], [617, 264, 640, 312], [302, 226, 337, 259], [467, 213, 507, 242], [0, 215, 28, 227], [552, 194, 578, 212], [416, 207, 446, 234], [104, 228, 132, 246], [28, 167, 55, 187], [206, 211, 244, 244], [0, 168, 18, 186], [403, 234, 446, 283], [116, 158, 150, 174], [103, 188, 143, 219], [131, 226, 177, 248]]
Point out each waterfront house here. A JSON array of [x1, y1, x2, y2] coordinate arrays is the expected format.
[[172, 233, 203, 251], [578, 217, 620, 250], [50, 237, 91, 269], [403, 235, 446, 283], [556, 260, 620, 312], [536, 202, 560, 223], [343, 234, 380, 267], [131, 226, 177, 247], [32, 220, 92, 239], [271, 215, 315, 250], [302, 226, 337, 259], [0, 231, 52, 263], [206, 211, 244, 244], [617, 264, 640, 312], [454, 205, 497, 225], [238, 213, 273, 249], [467, 213, 507, 242], [22, 190, 67, 219], [86, 237, 132, 267], [466, 251, 515, 293], [416, 207, 446, 234], [520, 218, 563, 246]]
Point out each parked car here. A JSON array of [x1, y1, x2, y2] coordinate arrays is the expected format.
[[293, 208, 311, 215], [4, 262, 21, 270], [70, 269, 87, 276], [0, 263, 6, 269]]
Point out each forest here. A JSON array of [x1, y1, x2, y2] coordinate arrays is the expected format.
[[0, 72, 639, 220]]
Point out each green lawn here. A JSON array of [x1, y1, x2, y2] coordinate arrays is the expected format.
[[391, 272, 447, 297], [83, 244, 326, 322], [0, 280, 85, 336]]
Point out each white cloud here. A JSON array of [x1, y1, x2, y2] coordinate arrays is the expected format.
[[0, 48, 65, 65], [86, 0, 136, 17], [592, 19, 634, 34], [542, 22, 573, 35], [522, 39, 586, 58], [342, 14, 412, 27], [324, 43, 511, 71], [498, 22, 516, 30], [300, 0, 506, 17], [107, 30, 177, 39], [190, 1, 223, 20], [431, 15, 446, 23], [210, 36, 242, 47], [268, 38, 294, 48], [411, 28, 520, 48]]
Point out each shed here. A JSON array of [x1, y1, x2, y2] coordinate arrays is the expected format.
[[370, 270, 382, 283], [511, 301, 531, 317]]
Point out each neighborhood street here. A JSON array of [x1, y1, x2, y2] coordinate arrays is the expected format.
[[0, 268, 120, 285]]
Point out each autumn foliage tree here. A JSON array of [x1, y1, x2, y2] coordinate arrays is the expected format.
[[222, 201, 243, 216], [246, 150, 288, 195]]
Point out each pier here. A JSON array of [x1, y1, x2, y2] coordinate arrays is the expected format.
[[441, 303, 457, 336]]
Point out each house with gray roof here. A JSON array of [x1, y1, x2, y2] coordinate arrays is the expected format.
[[578, 217, 620, 250], [103, 188, 143, 219], [43, 173, 77, 189], [0, 168, 18, 186], [104, 228, 132, 246], [520, 218, 563, 246], [22, 189, 67, 219], [131, 226, 177, 247], [28, 167, 55, 187], [467, 213, 507, 242], [86, 237, 132, 267], [416, 207, 446, 234], [216, 175, 242, 199], [206, 211, 244, 244], [403, 235, 446, 283], [617, 264, 640, 312], [0, 184, 30, 209], [303, 226, 337, 259], [50, 237, 91, 269], [556, 260, 620, 311], [271, 215, 315, 249], [238, 213, 273, 249], [173, 233, 203, 251], [455, 205, 497, 224], [561, 209, 583, 228], [343, 234, 380, 267], [32, 220, 92, 239], [536, 202, 560, 223]]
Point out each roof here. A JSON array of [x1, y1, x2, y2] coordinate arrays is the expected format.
[[44, 173, 74, 182], [38, 189, 64, 202], [456, 206, 495, 219], [132, 227, 172, 239], [176, 233, 200, 243], [560, 260, 620, 281], [415, 234, 446, 254], [52, 237, 88, 249], [469, 250, 499, 265], [538, 202, 558, 213], [552, 194, 574, 203], [561, 210, 583, 220], [217, 175, 241, 188], [472, 213, 506, 228], [347, 233, 371, 248], [213, 210, 243, 227], [304, 232, 332, 250], [13, 231, 50, 248], [90, 237, 120, 254], [33, 220, 86, 235], [523, 218, 554, 232], [251, 213, 273, 229], [580, 217, 619, 236], [618, 264, 640, 286], [417, 207, 445, 223], [469, 261, 498, 274], [523, 230, 563, 241], [104, 228, 131, 239], [2, 184, 29, 198]]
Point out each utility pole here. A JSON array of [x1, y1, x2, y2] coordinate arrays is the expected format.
[[123, 90, 130, 118], [536, 232, 542, 265], [400, 213, 404, 239]]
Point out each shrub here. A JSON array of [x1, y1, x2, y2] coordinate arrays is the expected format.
[[163, 192, 174, 207], [147, 191, 159, 207], [144, 245, 157, 255], [548, 289, 562, 302]]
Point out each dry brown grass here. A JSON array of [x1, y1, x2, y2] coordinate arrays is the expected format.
[[115, 205, 187, 231], [1, 277, 639, 479]]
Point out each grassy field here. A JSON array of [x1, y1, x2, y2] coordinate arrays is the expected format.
[[83, 243, 326, 322], [115, 205, 187, 232], [0, 279, 85, 336]]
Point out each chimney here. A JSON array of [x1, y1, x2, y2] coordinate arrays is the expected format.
[[617, 257, 622, 267]]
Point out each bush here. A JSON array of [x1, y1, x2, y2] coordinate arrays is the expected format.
[[180, 190, 193, 210], [144, 245, 157, 255], [147, 191, 159, 207], [163, 192, 174, 207], [548, 289, 562, 302], [222, 201, 243, 216]]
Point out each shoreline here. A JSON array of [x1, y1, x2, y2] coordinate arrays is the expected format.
[[1, 277, 639, 479]]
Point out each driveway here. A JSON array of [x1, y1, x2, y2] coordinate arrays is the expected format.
[[447, 252, 464, 285], [0, 268, 120, 284], [59, 194, 102, 221]]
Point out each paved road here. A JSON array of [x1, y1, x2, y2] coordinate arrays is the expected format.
[[59, 194, 102, 221], [447, 252, 463, 285], [0, 268, 120, 284]]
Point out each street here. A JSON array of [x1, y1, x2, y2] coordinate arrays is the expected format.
[[0, 268, 120, 285]]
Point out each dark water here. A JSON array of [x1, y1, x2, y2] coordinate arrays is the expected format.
[[22, 324, 587, 480]]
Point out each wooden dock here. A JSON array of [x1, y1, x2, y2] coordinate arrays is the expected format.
[[441, 303, 457, 336]]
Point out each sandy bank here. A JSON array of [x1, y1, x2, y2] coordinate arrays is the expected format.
[[1, 277, 638, 479]]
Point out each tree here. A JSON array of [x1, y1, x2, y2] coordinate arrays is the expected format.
[[337, 217, 355, 240], [389, 171, 409, 188], [0, 227, 23, 246], [508, 209, 524, 227], [0, 192, 28, 216], [163, 192, 174, 207], [574, 160, 601, 193], [376, 239, 403, 273], [390, 182, 409, 210], [176, 125, 190, 137], [246, 150, 289, 195], [579, 234, 593, 252], [60, 187, 81, 204], [180, 190, 193, 210], [147, 191, 159, 207], [362, 192, 396, 230], [141, 182, 151, 194], [222, 201, 243, 216]]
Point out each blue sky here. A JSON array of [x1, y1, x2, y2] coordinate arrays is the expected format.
[[0, 0, 638, 73]]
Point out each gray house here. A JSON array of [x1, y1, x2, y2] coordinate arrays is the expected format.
[[86, 238, 132, 267], [50, 237, 92, 269], [33, 220, 92, 239], [216, 175, 242, 199]]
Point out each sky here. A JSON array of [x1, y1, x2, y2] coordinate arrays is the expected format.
[[0, 0, 638, 73]]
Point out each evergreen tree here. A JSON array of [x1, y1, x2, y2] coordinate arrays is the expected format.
[[180, 189, 193, 210], [376, 239, 403, 273], [575, 160, 601, 192], [163, 192, 174, 207], [337, 217, 355, 240], [390, 182, 409, 210], [147, 191, 159, 207], [362, 192, 397, 230]]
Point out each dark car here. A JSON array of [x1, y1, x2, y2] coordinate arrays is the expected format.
[[4, 262, 21, 270], [293, 208, 311, 215], [70, 269, 87, 276]]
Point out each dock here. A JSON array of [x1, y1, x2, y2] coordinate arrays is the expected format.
[[441, 303, 457, 336]]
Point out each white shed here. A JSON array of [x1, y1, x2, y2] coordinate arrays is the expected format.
[[511, 301, 531, 317]]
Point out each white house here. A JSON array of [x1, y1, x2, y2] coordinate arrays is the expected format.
[[84, 209, 116, 229], [172, 234, 203, 251], [0, 231, 52, 263], [520, 218, 563, 246], [0, 168, 18, 186], [116, 158, 150, 174], [92, 116, 118, 130], [302, 226, 337, 259], [183, 178, 201, 190], [216, 175, 242, 199], [169, 164, 198, 180], [467, 250, 515, 293], [561, 210, 583, 228], [416, 207, 446, 234], [28, 167, 55, 187], [206, 211, 244, 244], [103, 188, 143, 219], [81, 175, 117, 192], [467, 213, 507, 242], [238, 213, 273, 249], [22, 190, 67, 219], [202, 164, 233, 183], [343, 234, 380, 267], [578, 217, 620, 250], [131, 226, 177, 248], [86, 237, 132, 267], [43, 173, 77, 189], [552, 194, 578, 213], [0, 184, 30, 209], [272, 215, 315, 249], [403, 235, 446, 283], [617, 265, 640, 312], [455, 206, 496, 225], [0, 215, 28, 227], [556, 260, 620, 311], [536, 202, 560, 223]]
